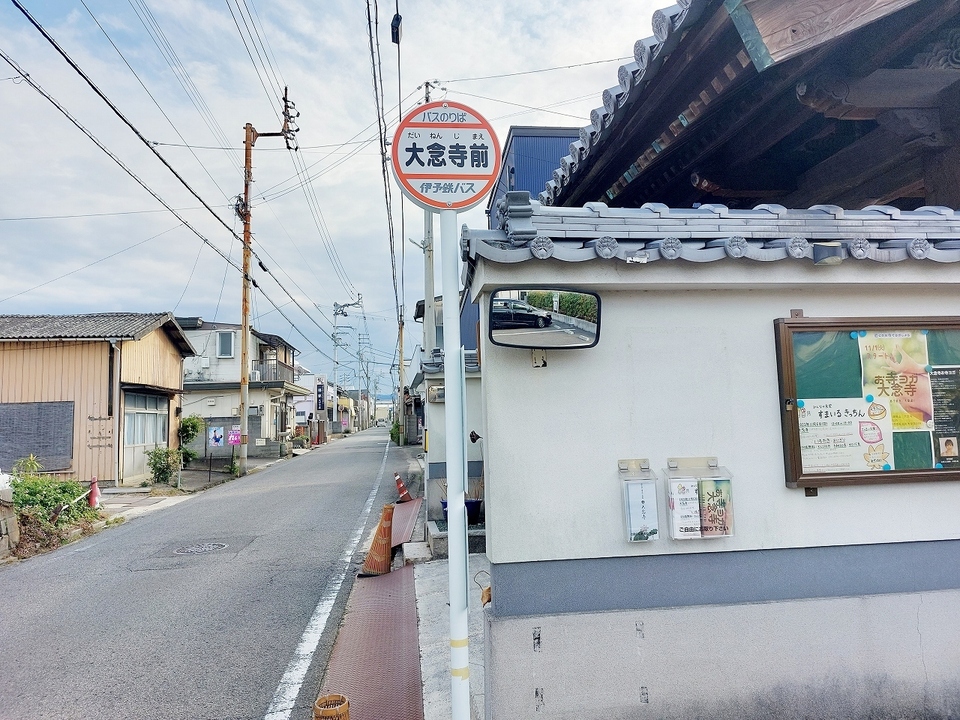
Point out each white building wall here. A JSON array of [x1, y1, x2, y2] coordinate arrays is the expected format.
[[471, 257, 960, 719], [479, 283, 960, 564]]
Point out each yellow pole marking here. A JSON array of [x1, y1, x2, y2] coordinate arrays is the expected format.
[[450, 638, 469, 648], [451, 666, 470, 680]]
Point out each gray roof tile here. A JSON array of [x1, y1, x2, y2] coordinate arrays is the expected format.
[[0, 313, 195, 355]]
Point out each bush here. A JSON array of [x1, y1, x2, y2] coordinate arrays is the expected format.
[[390, 420, 401, 445], [146, 446, 181, 485], [178, 414, 204, 466], [525, 291, 598, 323], [11, 474, 99, 527]]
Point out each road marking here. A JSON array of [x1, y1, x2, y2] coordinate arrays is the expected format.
[[263, 441, 390, 720]]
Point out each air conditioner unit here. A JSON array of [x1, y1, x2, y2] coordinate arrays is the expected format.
[[250, 370, 261, 381]]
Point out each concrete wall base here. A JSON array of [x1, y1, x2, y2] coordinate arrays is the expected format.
[[483, 589, 960, 719]]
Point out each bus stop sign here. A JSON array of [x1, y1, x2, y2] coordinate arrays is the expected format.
[[391, 100, 501, 212]]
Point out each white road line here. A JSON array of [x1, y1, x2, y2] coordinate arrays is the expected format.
[[263, 441, 390, 720]]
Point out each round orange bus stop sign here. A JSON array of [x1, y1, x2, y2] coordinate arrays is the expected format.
[[391, 100, 501, 212]]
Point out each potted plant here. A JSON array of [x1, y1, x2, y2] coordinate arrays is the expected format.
[[465, 475, 484, 525]]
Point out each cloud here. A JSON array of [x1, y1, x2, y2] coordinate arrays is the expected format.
[[0, 0, 661, 382]]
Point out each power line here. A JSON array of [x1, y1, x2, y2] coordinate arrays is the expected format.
[[0, 223, 184, 305], [0, 45, 340, 365], [126, 0, 237, 157], [79, 0, 236, 201], [10, 0, 241, 243], [225, 0, 281, 113], [0, 207, 203, 221], [365, 0, 401, 329], [441, 56, 631, 83], [446, 88, 587, 119]]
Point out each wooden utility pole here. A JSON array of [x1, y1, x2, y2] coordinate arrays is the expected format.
[[237, 88, 298, 476]]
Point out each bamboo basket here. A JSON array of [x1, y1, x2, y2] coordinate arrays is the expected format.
[[313, 693, 349, 719]]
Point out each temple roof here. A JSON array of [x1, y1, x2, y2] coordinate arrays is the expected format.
[[465, 191, 960, 266]]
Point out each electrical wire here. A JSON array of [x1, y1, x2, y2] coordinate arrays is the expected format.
[[365, 0, 402, 334], [0, 223, 184, 305], [0, 44, 340, 363], [225, 0, 281, 114], [79, 0, 236, 201], [126, 0, 237, 159], [441, 56, 631, 83], [0, 207, 201, 221], [446, 88, 587, 119], [8, 2, 347, 359]]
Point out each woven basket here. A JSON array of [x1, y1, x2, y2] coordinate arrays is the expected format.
[[313, 694, 349, 720]]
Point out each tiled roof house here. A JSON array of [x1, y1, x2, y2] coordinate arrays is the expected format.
[[463, 1, 960, 717], [0, 313, 194, 486]]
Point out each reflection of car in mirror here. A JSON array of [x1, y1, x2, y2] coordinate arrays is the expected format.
[[490, 299, 552, 329], [488, 288, 601, 349]]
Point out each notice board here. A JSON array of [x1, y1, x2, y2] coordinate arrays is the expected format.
[[775, 316, 960, 487]]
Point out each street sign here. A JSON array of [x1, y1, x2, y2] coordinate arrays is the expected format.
[[391, 100, 501, 212]]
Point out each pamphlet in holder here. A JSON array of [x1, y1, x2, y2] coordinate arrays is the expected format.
[[619, 458, 660, 542], [664, 457, 734, 540]]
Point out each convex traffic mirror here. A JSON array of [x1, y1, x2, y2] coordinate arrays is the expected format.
[[488, 288, 600, 349]]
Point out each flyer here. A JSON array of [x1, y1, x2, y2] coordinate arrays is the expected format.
[[931, 366, 960, 467], [668, 480, 701, 539], [698, 479, 733, 537], [798, 397, 894, 473], [859, 330, 934, 432]]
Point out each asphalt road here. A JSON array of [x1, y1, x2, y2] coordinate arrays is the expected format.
[[0, 428, 405, 720], [491, 319, 597, 347]]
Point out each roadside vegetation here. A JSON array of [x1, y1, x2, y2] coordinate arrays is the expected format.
[[9, 455, 103, 559], [146, 413, 205, 485], [525, 290, 598, 323]]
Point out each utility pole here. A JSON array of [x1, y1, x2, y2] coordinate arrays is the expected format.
[[333, 297, 361, 434], [236, 87, 299, 476]]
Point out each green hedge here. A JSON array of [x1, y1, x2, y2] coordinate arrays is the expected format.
[[525, 291, 598, 323]]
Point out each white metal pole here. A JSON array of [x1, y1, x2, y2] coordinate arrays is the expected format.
[[440, 208, 470, 720], [423, 209, 436, 356]]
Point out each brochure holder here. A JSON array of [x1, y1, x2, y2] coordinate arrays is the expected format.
[[619, 458, 660, 542], [664, 457, 734, 540]]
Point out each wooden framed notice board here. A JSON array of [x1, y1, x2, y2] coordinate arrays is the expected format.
[[775, 316, 960, 488]]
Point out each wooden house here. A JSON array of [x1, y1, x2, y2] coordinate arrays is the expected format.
[[0, 313, 194, 486]]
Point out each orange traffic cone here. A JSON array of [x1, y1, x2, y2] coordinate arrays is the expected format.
[[394, 472, 413, 503], [88, 476, 101, 509], [359, 504, 395, 576]]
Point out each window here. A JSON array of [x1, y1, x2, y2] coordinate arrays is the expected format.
[[123, 393, 170, 448], [217, 331, 235, 358]]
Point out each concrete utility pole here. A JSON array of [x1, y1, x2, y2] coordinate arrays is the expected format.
[[333, 297, 361, 434], [237, 88, 298, 476]]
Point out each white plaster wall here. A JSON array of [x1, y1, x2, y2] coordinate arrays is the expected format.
[[484, 589, 960, 720], [423, 374, 484, 468], [183, 328, 242, 383], [473, 261, 960, 564], [424, 373, 484, 519]]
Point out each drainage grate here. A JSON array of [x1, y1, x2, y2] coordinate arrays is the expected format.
[[174, 542, 228, 555]]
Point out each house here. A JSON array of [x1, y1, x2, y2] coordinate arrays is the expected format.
[[0, 313, 194, 486], [460, 0, 960, 717], [176, 317, 310, 459], [414, 128, 574, 520], [486, 125, 580, 217]]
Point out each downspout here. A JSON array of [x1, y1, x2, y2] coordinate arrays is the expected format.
[[110, 339, 122, 485]]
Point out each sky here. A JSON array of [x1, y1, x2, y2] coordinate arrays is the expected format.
[[0, 0, 661, 393]]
